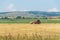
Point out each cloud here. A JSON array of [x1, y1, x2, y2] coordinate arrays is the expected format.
[[6, 3, 16, 11], [47, 8, 59, 12]]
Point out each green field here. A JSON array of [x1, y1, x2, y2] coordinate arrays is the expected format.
[[0, 18, 60, 23]]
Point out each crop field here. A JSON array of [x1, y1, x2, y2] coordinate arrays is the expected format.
[[0, 18, 60, 23], [0, 24, 60, 40]]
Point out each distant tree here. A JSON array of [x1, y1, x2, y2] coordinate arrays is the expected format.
[[16, 16, 21, 19], [1, 17, 4, 19], [22, 16, 25, 19], [4, 17, 9, 19], [45, 17, 47, 19]]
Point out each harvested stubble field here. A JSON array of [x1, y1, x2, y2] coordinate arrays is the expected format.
[[0, 23, 60, 40]]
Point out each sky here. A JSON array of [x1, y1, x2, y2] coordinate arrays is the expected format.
[[0, 0, 60, 12]]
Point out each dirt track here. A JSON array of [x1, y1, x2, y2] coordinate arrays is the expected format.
[[0, 23, 60, 36]]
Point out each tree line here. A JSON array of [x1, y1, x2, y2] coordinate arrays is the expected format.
[[0, 16, 59, 19]]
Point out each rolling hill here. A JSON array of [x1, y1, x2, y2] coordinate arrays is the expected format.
[[0, 11, 60, 18]]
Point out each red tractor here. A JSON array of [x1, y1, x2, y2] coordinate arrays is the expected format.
[[31, 20, 41, 24]]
